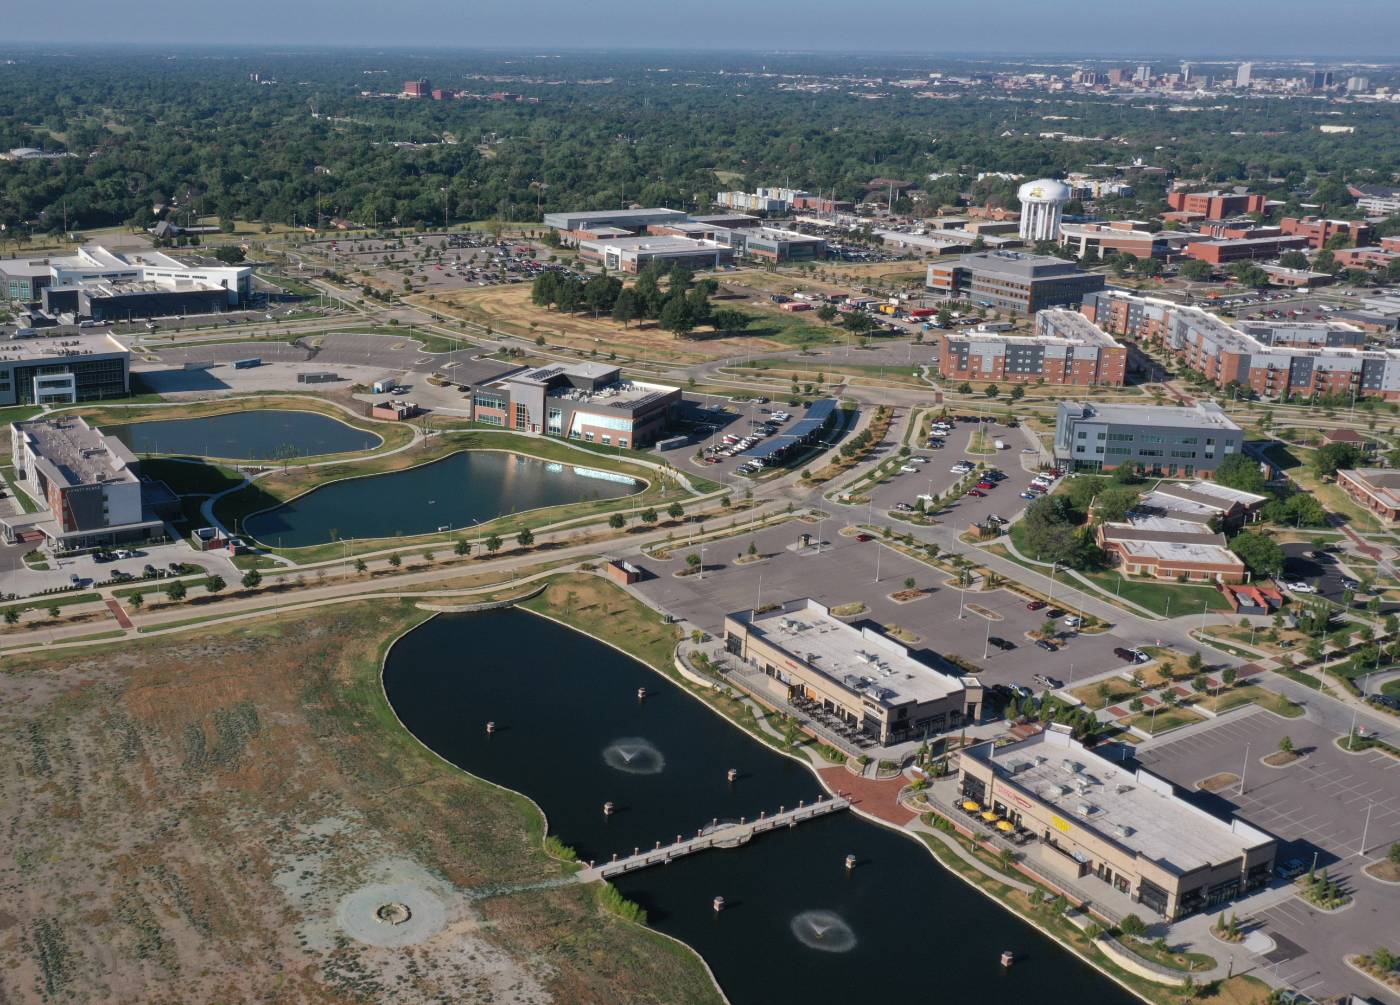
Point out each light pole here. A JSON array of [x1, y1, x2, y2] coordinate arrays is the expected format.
[[874, 542, 882, 584], [1047, 562, 1058, 607], [983, 616, 992, 660], [1237, 743, 1250, 797], [1358, 800, 1374, 859]]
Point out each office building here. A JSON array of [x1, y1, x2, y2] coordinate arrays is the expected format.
[[576, 235, 733, 273], [716, 226, 827, 263], [3, 415, 162, 549], [543, 208, 690, 243], [723, 598, 982, 747], [1235, 62, 1253, 87], [0, 246, 252, 319], [1054, 400, 1243, 478], [471, 362, 680, 449], [1016, 179, 1072, 241], [926, 252, 1105, 315], [1165, 190, 1268, 221], [1279, 217, 1373, 250], [936, 310, 1125, 387], [1057, 222, 1192, 260], [958, 727, 1276, 919], [403, 79, 429, 97], [0, 331, 131, 406], [1349, 185, 1400, 216], [1183, 235, 1311, 265], [1082, 290, 1390, 400]]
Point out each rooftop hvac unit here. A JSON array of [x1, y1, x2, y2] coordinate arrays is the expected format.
[[1115, 784, 1134, 795], [1061, 759, 1083, 774], [1076, 803, 1096, 817], [1114, 824, 1135, 838]]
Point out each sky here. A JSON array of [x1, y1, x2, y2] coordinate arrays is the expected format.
[[8, 0, 1398, 59]]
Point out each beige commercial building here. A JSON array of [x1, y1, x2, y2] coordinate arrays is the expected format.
[[958, 728, 1276, 919], [723, 599, 982, 746]]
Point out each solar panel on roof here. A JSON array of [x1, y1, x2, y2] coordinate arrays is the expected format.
[[741, 435, 800, 459]]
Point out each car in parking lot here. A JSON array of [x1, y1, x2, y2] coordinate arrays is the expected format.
[[1025, 600, 1046, 611], [1047, 608, 1066, 618], [975, 480, 995, 490], [1114, 647, 1137, 662], [1282, 580, 1314, 593], [987, 637, 1016, 651], [1020, 491, 1038, 501], [1367, 693, 1400, 709], [1032, 673, 1063, 689], [1274, 858, 1307, 881], [855, 533, 874, 542], [1034, 639, 1058, 652], [966, 488, 986, 498], [1011, 684, 1033, 700]]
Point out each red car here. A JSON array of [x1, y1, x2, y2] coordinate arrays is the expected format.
[[976, 480, 995, 490], [1026, 600, 1047, 611], [856, 533, 874, 542], [967, 489, 986, 498]]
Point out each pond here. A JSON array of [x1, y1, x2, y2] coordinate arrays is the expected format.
[[382, 609, 1138, 1005], [107, 409, 381, 460], [242, 450, 643, 548]]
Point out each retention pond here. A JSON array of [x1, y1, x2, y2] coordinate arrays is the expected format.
[[244, 450, 642, 547], [107, 409, 381, 460], [382, 608, 1138, 1005]]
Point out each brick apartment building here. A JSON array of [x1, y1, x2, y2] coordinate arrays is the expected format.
[[1183, 235, 1311, 265], [936, 309, 1125, 386], [1081, 290, 1396, 400]]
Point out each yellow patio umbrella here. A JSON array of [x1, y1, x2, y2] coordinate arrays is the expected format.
[[981, 810, 1000, 822], [961, 800, 981, 812], [996, 820, 1015, 833]]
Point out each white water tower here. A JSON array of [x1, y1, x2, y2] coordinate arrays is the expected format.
[[1017, 178, 1072, 242]]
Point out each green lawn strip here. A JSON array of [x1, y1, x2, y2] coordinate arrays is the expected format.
[[1070, 677, 1140, 710], [1080, 570, 1233, 617], [1193, 684, 1303, 718], [1119, 936, 1216, 974], [1273, 666, 1325, 690], [0, 464, 39, 513], [0, 591, 103, 616], [1125, 707, 1206, 735], [140, 457, 246, 496]]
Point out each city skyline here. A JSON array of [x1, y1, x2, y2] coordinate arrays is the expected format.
[[1, 0, 1397, 59]]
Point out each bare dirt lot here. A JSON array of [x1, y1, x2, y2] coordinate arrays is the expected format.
[[0, 600, 718, 1004]]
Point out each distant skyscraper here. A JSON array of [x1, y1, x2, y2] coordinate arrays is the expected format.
[[1133, 64, 1152, 83], [1347, 76, 1370, 93], [1235, 62, 1253, 87], [1181, 62, 1193, 83]]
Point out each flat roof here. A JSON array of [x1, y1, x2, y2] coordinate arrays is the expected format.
[[733, 599, 968, 706], [1154, 480, 1268, 509], [970, 729, 1272, 875], [1114, 537, 1244, 566], [12, 415, 138, 488], [0, 331, 130, 364], [1060, 401, 1241, 432], [1340, 468, 1400, 507], [947, 250, 1092, 279], [580, 235, 725, 255]]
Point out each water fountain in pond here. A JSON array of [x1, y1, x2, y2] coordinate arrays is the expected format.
[[790, 910, 857, 953], [602, 738, 666, 775]]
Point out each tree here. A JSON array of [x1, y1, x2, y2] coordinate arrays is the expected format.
[[47, 604, 61, 620], [1278, 250, 1310, 270], [686, 552, 702, 571], [608, 512, 627, 530], [1214, 454, 1267, 493], [205, 574, 226, 594], [1120, 914, 1147, 938], [211, 244, 246, 264], [984, 383, 999, 399], [485, 533, 503, 554], [165, 580, 187, 603], [611, 287, 640, 327], [353, 558, 368, 574], [666, 501, 685, 521], [1009, 384, 1025, 401], [1230, 531, 1284, 577], [1179, 259, 1213, 281], [454, 538, 471, 556], [1312, 442, 1362, 479], [241, 569, 262, 589], [516, 528, 535, 548], [1278, 735, 1295, 755], [387, 553, 402, 569], [1221, 667, 1237, 687], [639, 507, 658, 525], [2, 608, 18, 626], [129, 593, 144, 612], [658, 294, 695, 337]]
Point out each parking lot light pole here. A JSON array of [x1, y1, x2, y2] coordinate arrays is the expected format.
[[1047, 563, 1058, 606], [1359, 800, 1374, 859], [983, 617, 992, 660], [1237, 743, 1250, 797]]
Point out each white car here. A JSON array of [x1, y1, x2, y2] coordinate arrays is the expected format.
[[900, 465, 917, 473], [1283, 581, 1315, 593]]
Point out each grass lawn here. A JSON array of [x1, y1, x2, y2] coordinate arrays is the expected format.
[[1081, 570, 1234, 617], [1193, 684, 1304, 718], [1125, 707, 1206, 735], [1119, 935, 1216, 974], [1070, 677, 1139, 709], [0, 591, 102, 618], [0, 463, 39, 513], [141, 457, 245, 496]]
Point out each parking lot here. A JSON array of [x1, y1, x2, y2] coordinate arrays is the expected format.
[[628, 517, 1131, 697], [0, 538, 238, 599], [300, 232, 563, 297], [862, 416, 1043, 530], [1138, 712, 1400, 864]]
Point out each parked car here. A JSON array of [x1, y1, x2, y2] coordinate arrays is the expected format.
[[975, 480, 995, 490], [855, 533, 874, 542], [1025, 600, 1046, 611], [966, 489, 986, 498], [1114, 647, 1136, 662], [1047, 608, 1066, 619], [1274, 858, 1307, 881], [988, 637, 1016, 651], [1020, 491, 1038, 501], [1035, 639, 1058, 652]]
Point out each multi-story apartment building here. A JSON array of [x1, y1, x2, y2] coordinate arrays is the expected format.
[[936, 310, 1125, 387], [1081, 290, 1394, 400], [1182, 235, 1311, 265], [925, 252, 1104, 315], [1280, 216, 1373, 250], [1054, 400, 1244, 478]]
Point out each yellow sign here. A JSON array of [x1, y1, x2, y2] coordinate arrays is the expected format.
[[1050, 814, 1071, 833]]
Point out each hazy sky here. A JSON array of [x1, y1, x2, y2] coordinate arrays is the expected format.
[[8, 0, 1396, 58]]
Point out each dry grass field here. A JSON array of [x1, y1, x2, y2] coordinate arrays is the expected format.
[[0, 600, 719, 1004]]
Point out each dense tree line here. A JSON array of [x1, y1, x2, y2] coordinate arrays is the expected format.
[[2, 49, 1400, 237]]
